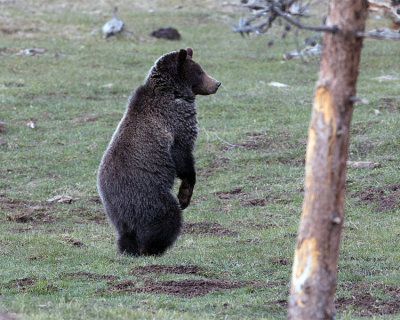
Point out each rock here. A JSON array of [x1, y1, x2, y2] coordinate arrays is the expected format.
[[102, 7, 124, 38], [149, 27, 181, 40], [18, 48, 46, 55], [267, 82, 288, 88]]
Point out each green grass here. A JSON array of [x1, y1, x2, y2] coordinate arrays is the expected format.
[[1, 1, 400, 319]]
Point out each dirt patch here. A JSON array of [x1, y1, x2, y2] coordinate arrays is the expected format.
[[240, 198, 267, 207], [0, 27, 39, 35], [239, 194, 292, 207], [209, 157, 230, 168], [88, 195, 102, 204], [284, 233, 297, 238], [377, 98, 399, 112], [235, 238, 262, 244], [235, 221, 273, 230], [277, 156, 305, 166], [63, 237, 86, 248], [63, 272, 119, 282], [266, 299, 288, 308], [6, 212, 33, 223], [5, 277, 59, 293], [0, 310, 19, 320], [351, 184, 400, 212], [336, 282, 400, 316], [215, 187, 245, 199], [6, 227, 36, 233], [102, 278, 243, 298], [183, 221, 238, 236], [4, 82, 24, 88], [197, 167, 214, 179], [335, 293, 400, 316], [239, 131, 299, 151], [268, 257, 290, 266], [70, 207, 107, 225], [1, 195, 56, 223], [342, 256, 386, 263], [351, 121, 380, 135], [6, 210, 54, 223], [33, 211, 54, 222], [131, 264, 203, 276], [5, 277, 37, 289], [215, 187, 291, 207], [265, 282, 400, 316], [29, 254, 48, 260], [70, 114, 99, 123], [349, 141, 376, 159], [2, 194, 106, 225]]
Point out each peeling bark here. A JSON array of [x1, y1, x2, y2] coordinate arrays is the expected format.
[[288, 1, 368, 319]]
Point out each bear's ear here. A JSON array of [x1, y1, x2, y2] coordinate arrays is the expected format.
[[178, 49, 187, 66], [187, 48, 193, 58]]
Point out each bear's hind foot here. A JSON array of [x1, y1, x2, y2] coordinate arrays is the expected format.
[[118, 232, 140, 256]]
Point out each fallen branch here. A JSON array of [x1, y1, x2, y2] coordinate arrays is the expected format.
[[349, 96, 370, 104], [213, 133, 244, 148], [270, 5, 338, 33], [230, 1, 400, 40], [356, 28, 400, 40], [230, 0, 308, 35]]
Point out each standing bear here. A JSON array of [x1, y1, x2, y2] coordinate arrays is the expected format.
[[97, 48, 221, 256]]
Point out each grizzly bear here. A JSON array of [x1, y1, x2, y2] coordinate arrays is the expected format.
[[97, 48, 221, 256]]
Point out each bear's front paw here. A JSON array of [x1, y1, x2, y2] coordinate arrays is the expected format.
[[178, 184, 193, 210]]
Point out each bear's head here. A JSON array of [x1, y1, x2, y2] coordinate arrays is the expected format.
[[147, 48, 221, 96], [177, 48, 221, 95]]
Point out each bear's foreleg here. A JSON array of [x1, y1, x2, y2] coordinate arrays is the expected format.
[[177, 179, 193, 210], [171, 144, 196, 209]]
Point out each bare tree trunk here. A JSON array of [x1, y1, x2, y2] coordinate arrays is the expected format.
[[287, 1, 368, 319]]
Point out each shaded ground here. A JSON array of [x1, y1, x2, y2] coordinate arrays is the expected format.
[[351, 120, 380, 135], [214, 186, 292, 207], [0, 311, 19, 320], [100, 278, 243, 298], [4, 277, 59, 293], [351, 184, 400, 212], [1, 194, 55, 223], [63, 272, 119, 282], [3, 265, 276, 300], [377, 97, 399, 112], [240, 198, 267, 207], [63, 237, 87, 248], [238, 131, 300, 151], [215, 187, 244, 199], [183, 221, 238, 236], [336, 282, 400, 317], [266, 282, 400, 317], [5, 277, 37, 289], [132, 264, 203, 276], [97, 264, 277, 298], [1, 194, 106, 225], [268, 257, 290, 266]]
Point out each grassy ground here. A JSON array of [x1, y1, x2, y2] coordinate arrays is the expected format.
[[1, 1, 400, 319]]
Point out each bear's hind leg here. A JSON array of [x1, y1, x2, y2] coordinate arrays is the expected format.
[[117, 230, 140, 256], [139, 201, 182, 256]]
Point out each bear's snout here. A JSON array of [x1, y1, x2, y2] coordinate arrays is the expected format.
[[194, 74, 221, 95], [213, 80, 221, 93]]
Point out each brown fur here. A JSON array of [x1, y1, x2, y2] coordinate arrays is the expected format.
[[97, 48, 220, 256]]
